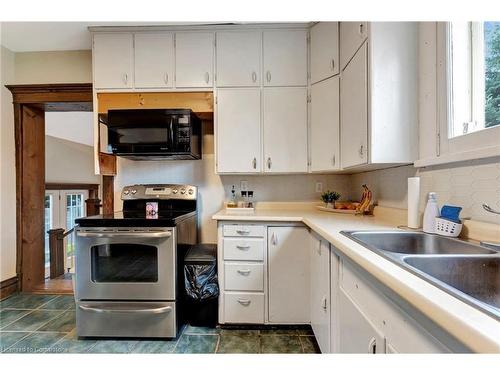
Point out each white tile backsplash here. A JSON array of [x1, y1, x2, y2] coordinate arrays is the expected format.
[[349, 157, 500, 225]]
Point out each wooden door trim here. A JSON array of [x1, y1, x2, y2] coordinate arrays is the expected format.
[[5, 83, 100, 292]]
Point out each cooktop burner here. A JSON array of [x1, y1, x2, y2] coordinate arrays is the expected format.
[[75, 210, 196, 227]]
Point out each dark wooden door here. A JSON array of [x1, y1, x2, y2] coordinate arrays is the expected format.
[[20, 106, 46, 291]]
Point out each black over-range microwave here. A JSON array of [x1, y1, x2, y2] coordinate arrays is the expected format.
[[104, 109, 202, 160]]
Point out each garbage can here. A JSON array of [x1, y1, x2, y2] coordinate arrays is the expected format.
[[184, 244, 219, 327]]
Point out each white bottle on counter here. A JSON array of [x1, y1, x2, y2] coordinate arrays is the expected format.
[[423, 192, 440, 234]]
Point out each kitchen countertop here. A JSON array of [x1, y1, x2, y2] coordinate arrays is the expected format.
[[213, 203, 500, 353]]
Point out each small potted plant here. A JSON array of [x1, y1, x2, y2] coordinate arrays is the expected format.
[[321, 190, 341, 209]]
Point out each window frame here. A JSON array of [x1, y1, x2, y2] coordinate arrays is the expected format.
[[416, 22, 500, 167], [437, 22, 500, 161]]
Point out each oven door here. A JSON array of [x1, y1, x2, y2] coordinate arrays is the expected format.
[[75, 227, 176, 300]]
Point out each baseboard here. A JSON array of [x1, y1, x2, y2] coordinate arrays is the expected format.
[[0, 276, 19, 300]]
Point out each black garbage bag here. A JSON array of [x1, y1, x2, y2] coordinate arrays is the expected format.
[[184, 263, 219, 301], [184, 244, 219, 301]]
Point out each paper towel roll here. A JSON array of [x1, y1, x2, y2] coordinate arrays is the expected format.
[[408, 177, 421, 229]]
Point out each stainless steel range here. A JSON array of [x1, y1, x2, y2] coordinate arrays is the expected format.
[[74, 184, 197, 338]]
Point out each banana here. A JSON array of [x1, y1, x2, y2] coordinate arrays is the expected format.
[[356, 184, 372, 214]]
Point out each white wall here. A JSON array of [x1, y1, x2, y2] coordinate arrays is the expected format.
[[45, 135, 100, 184], [14, 50, 92, 84], [45, 112, 94, 146], [0, 45, 17, 281]]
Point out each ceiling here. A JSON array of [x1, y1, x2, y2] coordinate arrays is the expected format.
[[0, 22, 232, 52]]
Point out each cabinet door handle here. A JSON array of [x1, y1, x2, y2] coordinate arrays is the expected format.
[[271, 233, 278, 246], [321, 296, 328, 310], [267, 157, 272, 170], [237, 298, 251, 306], [123, 73, 128, 85], [332, 154, 336, 166], [205, 72, 210, 84], [236, 245, 250, 250], [252, 157, 257, 169], [331, 59, 335, 71], [266, 71, 271, 83], [236, 229, 250, 235], [237, 269, 251, 275], [252, 71, 257, 83], [164, 72, 169, 84], [368, 337, 377, 354], [359, 145, 364, 157]]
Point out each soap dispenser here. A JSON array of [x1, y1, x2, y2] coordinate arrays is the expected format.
[[423, 192, 440, 234]]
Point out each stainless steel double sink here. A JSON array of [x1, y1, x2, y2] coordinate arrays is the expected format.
[[341, 231, 499, 320]]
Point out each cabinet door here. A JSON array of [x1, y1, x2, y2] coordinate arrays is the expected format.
[[175, 32, 214, 88], [93, 33, 133, 89], [134, 33, 174, 88], [340, 42, 368, 169], [330, 250, 340, 353], [340, 22, 368, 71], [310, 76, 340, 172], [268, 226, 310, 323], [339, 289, 385, 353], [263, 87, 308, 173], [311, 22, 339, 84], [310, 236, 331, 353], [216, 88, 261, 173], [216, 31, 261, 87], [263, 30, 308, 86]]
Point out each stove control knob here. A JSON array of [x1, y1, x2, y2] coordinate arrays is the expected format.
[[188, 188, 194, 195], [180, 188, 186, 195], [124, 190, 130, 195], [131, 189, 137, 195], [172, 189, 178, 194]]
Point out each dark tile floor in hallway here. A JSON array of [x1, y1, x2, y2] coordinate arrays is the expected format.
[[0, 294, 320, 354]]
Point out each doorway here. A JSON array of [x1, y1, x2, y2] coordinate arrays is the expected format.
[[5, 83, 98, 294]]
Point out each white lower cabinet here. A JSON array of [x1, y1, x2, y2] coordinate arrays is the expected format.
[[268, 226, 310, 323], [310, 234, 331, 353], [338, 289, 385, 353]]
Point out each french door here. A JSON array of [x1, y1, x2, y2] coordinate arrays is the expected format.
[[44, 189, 88, 277]]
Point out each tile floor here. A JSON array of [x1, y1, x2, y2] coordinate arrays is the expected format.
[[0, 294, 320, 354]]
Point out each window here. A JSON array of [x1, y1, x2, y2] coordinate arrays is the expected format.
[[448, 22, 500, 138]]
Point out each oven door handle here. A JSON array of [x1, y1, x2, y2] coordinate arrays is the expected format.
[[76, 231, 172, 239], [79, 304, 173, 315]]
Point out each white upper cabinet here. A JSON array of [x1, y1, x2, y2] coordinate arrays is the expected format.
[[175, 32, 214, 88], [216, 31, 261, 87], [93, 33, 134, 89], [263, 30, 308, 86], [216, 88, 261, 173], [310, 76, 340, 172], [263, 87, 308, 173], [340, 22, 368, 71], [310, 22, 339, 84], [341, 42, 368, 169], [134, 33, 174, 88]]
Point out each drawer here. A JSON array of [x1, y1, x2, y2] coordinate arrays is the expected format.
[[223, 238, 264, 261], [223, 224, 265, 237], [76, 301, 177, 338], [224, 262, 264, 291], [224, 292, 264, 324]]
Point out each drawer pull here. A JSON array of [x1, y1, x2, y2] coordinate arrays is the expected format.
[[236, 230, 250, 235], [237, 269, 251, 275], [236, 245, 251, 250], [237, 298, 251, 306]]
